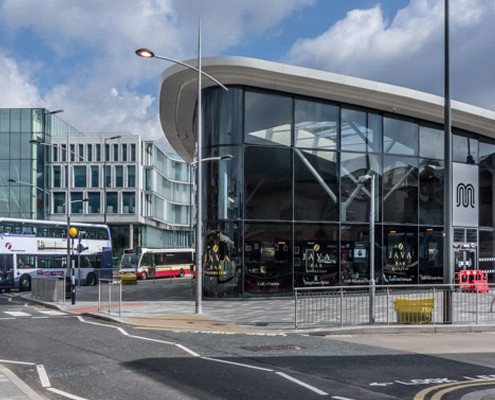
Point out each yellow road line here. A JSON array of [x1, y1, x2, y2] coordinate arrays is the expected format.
[[414, 379, 495, 400], [431, 381, 495, 400]]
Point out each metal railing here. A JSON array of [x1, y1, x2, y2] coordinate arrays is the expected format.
[[294, 283, 495, 329], [31, 276, 66, 303], [98, 278, 122, 317]]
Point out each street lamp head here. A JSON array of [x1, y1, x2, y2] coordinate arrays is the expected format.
[[29, 139, 42, 145], [7, 179, 16, 183], [219, 154, 234, 161], [46, 109, 64, 115], [135, 48, 155, 58], [358, 174, 373, 183], [109, 135, 122, 140]]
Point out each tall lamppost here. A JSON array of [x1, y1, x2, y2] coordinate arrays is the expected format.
[[136, 19, 228, 314], [358, 174, 376, 324], [443, 0, 453, 324], [103, 135, 122, 225]]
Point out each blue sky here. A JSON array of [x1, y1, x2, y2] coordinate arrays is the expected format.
[[0, 0, 493, 148]]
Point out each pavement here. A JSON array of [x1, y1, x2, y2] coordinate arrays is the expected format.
[[16, 277, 495, 336]]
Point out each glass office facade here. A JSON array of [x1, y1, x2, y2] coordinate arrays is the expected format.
[[201, 86, 495, 297]]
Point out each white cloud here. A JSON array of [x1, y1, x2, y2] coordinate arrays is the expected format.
[[0, 0, 314, 149], [0, 50, 43, 108], [286, 0, 495, 110]]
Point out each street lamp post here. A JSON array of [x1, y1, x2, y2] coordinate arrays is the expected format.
[[103, 136, 122, 226], [358, 174, 376, 324], [136, 19, 228, 314]]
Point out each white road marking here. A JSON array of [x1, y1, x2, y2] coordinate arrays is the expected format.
[[32, 317, 50, 319], [47, 387, 89, 400], [38, 310, 66, 316], [276, 371, 329, 396], [36, 364, 51, 388], [201, 356, 274, 372], [7, 298, 12, 302], [77, 316, 328, 396], [332, 396, 356, 400], [0, 317, 16, 320], [4, 311, 30, 317], [0, 359, 36, 366]]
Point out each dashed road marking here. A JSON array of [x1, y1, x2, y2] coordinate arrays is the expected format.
[[4, 311, 30, 317]]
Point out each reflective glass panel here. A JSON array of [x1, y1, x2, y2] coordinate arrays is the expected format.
[[294, 224, 339, 287], [204, 221, 242, 297], [419, 227, 443, 283], [479, 164, 494, 227], [71, 192, 83, 214], [295, 99, 338, 149], [244, 146, 292, 220], [244, 223, 292, 295], [123, 192, 135, 214], [453, 133, 478, 164], [9, 133, 21, 159], [113, 144, 118, 161], [383, 117, 418, 156], [383, 226, 418, 284], [105, 166, 111, 187], [87, 144, 92, 162], [20, 109, 31, 132], [294, 149, 338, 221], [106, 192, 118, 213], [419, 159, 444, 225], [53, 166, 61, 187], [122, 144, 127, 162], [204, 146, 242, 220], [420, 126, 444, 160], [115, 166, 123, 187], [91, 166, 99, 188], [0, 109, 9, 132], [340, 152, 381, 222], [127, 166, 135, 187], [341, 225, 376, 285], [95, 144, 101, 162], [245, 91, 292, 146], [73, 166, 87, 188], [88, 192, 100, 214], [480, 230, 495, 282], [383, 155, 418, 223], [479, 141, 495, 166], [53, 192, 65, 214], [341, 108, 366, 152], [10, 109, 20, 132], [130, 144, 136, 161], [204, 87, 243, 147]]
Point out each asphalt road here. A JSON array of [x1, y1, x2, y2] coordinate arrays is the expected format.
[[1, 290, 495, 399]]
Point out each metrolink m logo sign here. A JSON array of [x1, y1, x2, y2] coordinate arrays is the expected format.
[[456, 183, 475, 208], [453, 163, 478, 227]]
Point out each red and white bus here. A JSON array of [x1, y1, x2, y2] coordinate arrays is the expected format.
[[119, 248, 194, 280]]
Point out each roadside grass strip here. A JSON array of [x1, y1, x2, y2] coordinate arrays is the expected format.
[[414, 379, 495, 400], [77, 316, 328, 396]]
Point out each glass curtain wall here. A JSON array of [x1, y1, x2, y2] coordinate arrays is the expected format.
[[201, 86, 478, 297]]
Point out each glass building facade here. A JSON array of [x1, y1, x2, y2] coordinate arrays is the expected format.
[[0, 108, 77, 220], [200, 86, 495, 297]]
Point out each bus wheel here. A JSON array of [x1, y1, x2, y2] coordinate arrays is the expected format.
[[179, 269, 185, 278], [86, 273, 96, 286], [20, 275, 31, 291], [141, 272, 147, 280]]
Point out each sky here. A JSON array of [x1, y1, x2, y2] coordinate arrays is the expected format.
[[0, 0, 493, 152]]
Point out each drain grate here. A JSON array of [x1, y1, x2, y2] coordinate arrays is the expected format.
[[241, 344, 304, 352]]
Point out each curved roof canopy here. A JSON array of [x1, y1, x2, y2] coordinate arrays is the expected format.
[[159, 56, 495, 163]]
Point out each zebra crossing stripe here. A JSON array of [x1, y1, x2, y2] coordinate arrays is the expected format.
[[38, 310, 66, 316]]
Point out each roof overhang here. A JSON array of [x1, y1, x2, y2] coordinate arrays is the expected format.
[[159, 56, 495, 163]]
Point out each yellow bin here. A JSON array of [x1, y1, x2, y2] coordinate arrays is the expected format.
[[395, 297, 434, 324]]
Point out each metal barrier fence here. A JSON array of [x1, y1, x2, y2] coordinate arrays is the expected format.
[[98, 278, 122, 317], [31, 277, 66, 303], [294, 284, 495, 329]]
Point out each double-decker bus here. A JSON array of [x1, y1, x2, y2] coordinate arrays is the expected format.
[[119, 248, 194, 280], [0, 218, 112, 291]]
